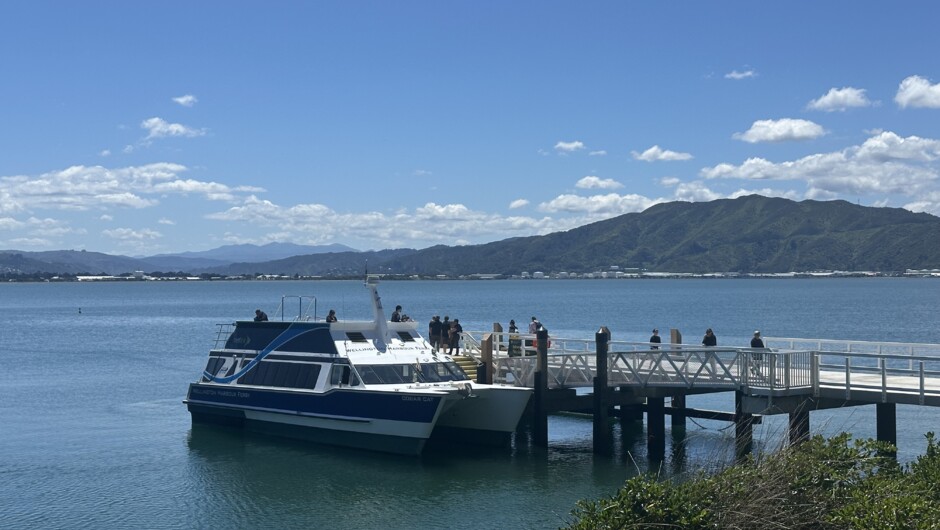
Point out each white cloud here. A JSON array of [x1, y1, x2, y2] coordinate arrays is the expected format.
[[588, 150, 607, 156], [99, 149, 111, 157], [158, 218, 175, 225], [141, 117, 206, 140], [576, 176, 622, 190], [701, 131, 940, 198], [509, 199, 529, 209], [904, 191, 940, 216], [27, 217, 85, 237], [207, 196, 562, 249], [895, 75, 940, 109], [100, 214, 113, 221], [152, 179, 241, 201], [0, 217, 24, 230], [733, 118, 826, 143], [0, 163, 255, 213], [660, 177, 681, 187], [673, 182, 723, 202], [554, 140, 585, 153], [539, 193, 656, 215], [725, 69, 757, 80], [172, 94, 198, 107], [6, 237, 52, 247], [413, 169, 432, 177], [102, 227, 162, 241], [807, 87, 872, 112], [632, 145, 693, 162]]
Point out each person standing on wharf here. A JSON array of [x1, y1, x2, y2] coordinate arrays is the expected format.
[[702, 328, 717, 346], [649, 328, 661, 349]]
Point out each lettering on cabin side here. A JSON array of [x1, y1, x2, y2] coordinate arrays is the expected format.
[[192, 387, 250, 399], [401, 396, 436, 402]]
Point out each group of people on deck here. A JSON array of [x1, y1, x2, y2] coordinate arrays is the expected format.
[[505, 316, 547, 356], [650, 327, 767, 374], [427, 315, 462, 355], [254, 308, 339, 323], [391, 304, 464, 354], [646, 327, 765, 349]]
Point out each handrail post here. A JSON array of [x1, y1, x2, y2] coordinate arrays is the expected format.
[[812, 352, 820, 397], [481, 333, 494, 384], [881, 358, 887, 403]]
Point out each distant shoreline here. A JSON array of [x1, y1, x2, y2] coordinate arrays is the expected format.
[[3, 271, 938, 283]]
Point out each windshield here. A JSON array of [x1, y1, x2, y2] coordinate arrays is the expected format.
[[356, 362, 469, 385]]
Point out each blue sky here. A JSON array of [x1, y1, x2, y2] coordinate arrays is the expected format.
[[2, 2, 940, 256]]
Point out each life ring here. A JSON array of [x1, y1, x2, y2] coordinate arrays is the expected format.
[[532, 339, 552, 349]]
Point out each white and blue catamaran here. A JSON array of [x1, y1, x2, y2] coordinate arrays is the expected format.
[[184, 276, 532, 455]]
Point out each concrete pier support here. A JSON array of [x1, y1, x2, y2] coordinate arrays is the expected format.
[[734, 391, 753, 460], [593, 328, 611, 455], [788, 408, 810, 446], [671, 395, 687, 428], [647, 397, 666, 462], [532, 328, 550, 447], [669, 329, 686, 429], [876, 402, 897, 454]]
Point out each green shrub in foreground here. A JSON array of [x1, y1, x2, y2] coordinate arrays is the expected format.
[[567, 432, 940, 530]]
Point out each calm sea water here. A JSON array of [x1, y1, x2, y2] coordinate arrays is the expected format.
[[2, 278, 939, 529]]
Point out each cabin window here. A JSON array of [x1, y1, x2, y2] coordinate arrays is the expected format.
[[330, 365, 360, 387], [203, 357, 224, 377], [357, 364, 412, 385], [237, 361, 321, 389], [345, 332, 368, 342], [353, 362, 469, 384], [443, 361, 470, 381], [396, 331, 415, 342]]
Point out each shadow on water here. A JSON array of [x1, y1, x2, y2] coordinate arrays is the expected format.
[[184, 417, 655, 529]]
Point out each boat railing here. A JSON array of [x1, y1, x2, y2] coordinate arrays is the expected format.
[[274, 295, 318, 321], [213, 323, 235, 349]]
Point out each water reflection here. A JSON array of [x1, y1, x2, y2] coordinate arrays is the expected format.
[[184, 418, 646, 529]]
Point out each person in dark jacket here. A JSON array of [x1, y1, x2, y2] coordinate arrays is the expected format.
[[702, 328, 717, 346], [254, 309, 268, 322], [508, 319, 521, 356], [448, 319, 463, 355], [649, 328, 662, 349], [429, 316, 443, 351]]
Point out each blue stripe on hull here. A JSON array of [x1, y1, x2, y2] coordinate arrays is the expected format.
[[187, 383, 442, 423], [187, 403, 427, 455]]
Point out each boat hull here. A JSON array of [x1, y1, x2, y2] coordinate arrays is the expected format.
[[185, 383, 448, 455], [432, 385, 533, 446]]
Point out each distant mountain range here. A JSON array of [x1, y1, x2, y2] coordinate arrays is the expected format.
[[140, 242, 358, 271], [2, 196, 939, 277], [0, 242, 358, 276]]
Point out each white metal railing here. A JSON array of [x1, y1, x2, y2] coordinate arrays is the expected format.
[[462, 332, 940, 401]]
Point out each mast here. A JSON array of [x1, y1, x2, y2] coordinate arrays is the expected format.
[[365, 275, 389, 352]]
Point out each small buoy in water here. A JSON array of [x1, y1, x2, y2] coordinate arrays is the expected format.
[[78, 308, 82, 314]]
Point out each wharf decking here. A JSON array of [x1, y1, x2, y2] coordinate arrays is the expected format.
[[461, 328, 940, 460]]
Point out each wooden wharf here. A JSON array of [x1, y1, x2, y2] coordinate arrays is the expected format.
[[461, 326, 940, 460]]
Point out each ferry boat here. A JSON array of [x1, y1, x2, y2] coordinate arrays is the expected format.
[[184, 277, 532, 455]]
